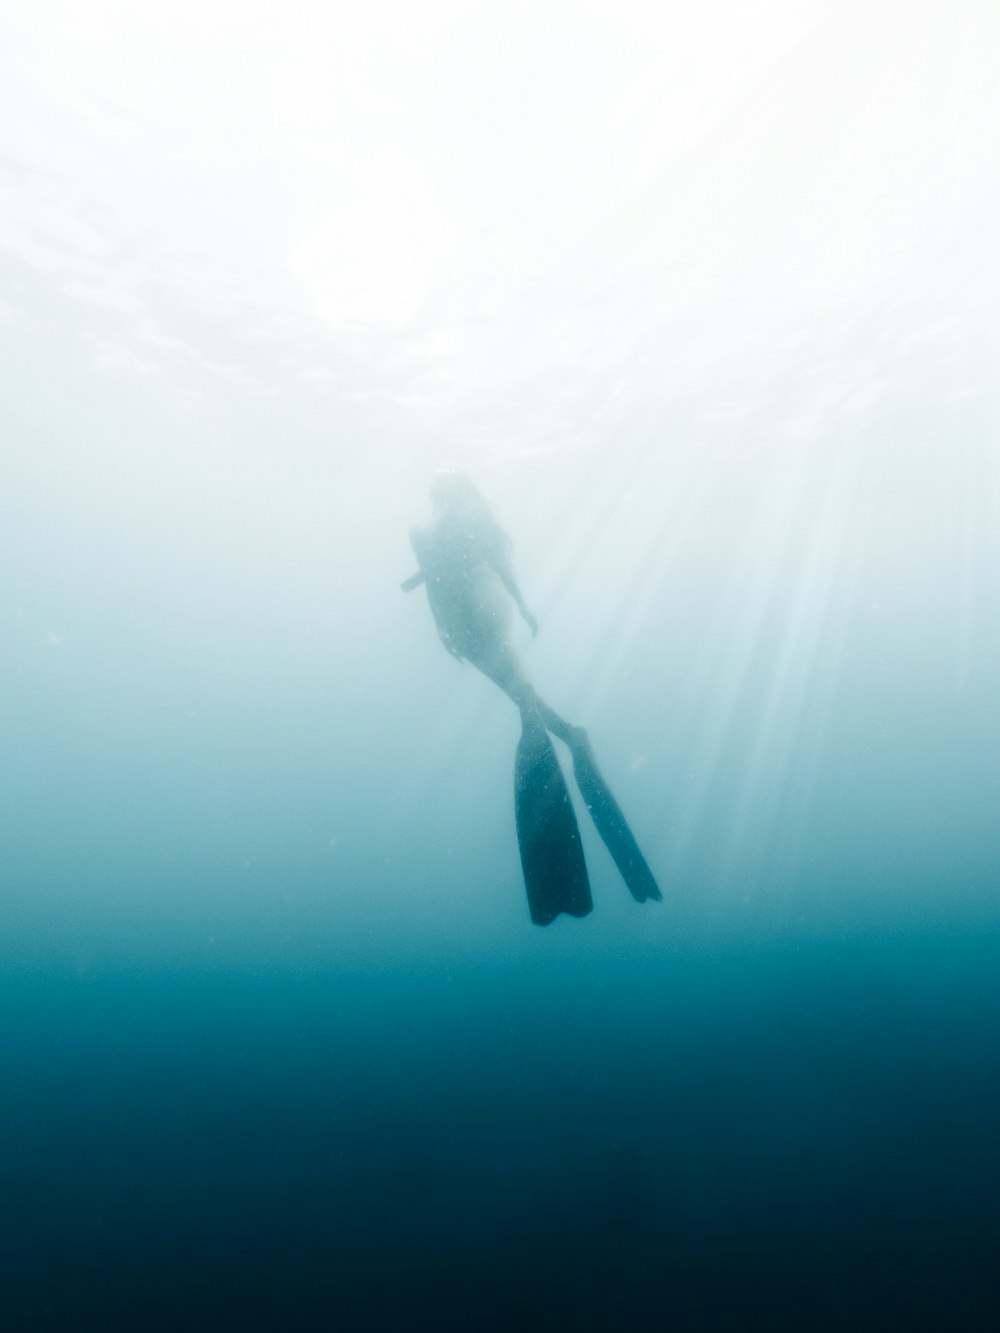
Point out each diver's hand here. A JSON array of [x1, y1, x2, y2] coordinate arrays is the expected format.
[[522, 608, 539, 637]]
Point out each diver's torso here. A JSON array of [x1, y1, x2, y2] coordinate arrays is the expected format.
[[412, 513, 511, 658], [415, 512, 489, 581]]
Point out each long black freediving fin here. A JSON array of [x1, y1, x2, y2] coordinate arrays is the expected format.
[[514, 713, 593, 925], [569, 732, 662, 904]]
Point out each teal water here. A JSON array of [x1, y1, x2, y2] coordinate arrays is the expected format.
[[2, 9, 999, 1322], [3, 307, 997, 1325]]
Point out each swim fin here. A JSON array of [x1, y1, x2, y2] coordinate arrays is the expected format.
[[514, 713, 593, 925], [570, 731, 662, 904]]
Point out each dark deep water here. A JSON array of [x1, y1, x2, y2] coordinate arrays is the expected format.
[[4, 928, 999, 1330]]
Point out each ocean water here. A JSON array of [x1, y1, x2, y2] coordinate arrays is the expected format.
[[3, 5, 999, 1329], [4, 368, 998, 1328]]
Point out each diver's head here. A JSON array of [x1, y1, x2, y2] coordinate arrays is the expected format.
[[429, 467, 512, 557], [430, 466, 478, 513]]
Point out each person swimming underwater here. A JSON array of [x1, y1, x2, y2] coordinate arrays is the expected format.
[[403, 467, 576, 744], [402, 468, 661, 922]]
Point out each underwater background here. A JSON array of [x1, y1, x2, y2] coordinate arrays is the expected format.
[[2, 3, 999, 1328]]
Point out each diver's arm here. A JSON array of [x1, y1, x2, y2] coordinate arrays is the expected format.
[[494, 560, 539, 637]]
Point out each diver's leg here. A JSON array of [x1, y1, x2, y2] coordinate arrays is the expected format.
[[534, 697, 582, 747], [471, 634, 661, 907], [469, 645, 582, 746]]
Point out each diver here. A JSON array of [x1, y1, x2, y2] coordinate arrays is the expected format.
[[402, 468, 661, 924]]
